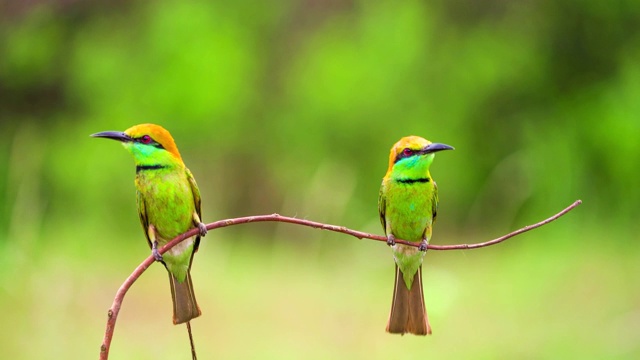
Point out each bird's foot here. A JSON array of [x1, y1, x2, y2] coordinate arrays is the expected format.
[[152, 241, 164, 262], [418, 239, 428, 252], [197, 222, 207, 237], [386, 234, 396, 247]]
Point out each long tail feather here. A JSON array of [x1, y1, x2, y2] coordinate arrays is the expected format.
[[386, 264, 431, 335], [169, 270, 201, 325]]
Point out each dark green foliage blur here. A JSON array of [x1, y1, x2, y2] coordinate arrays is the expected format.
[[0, 1, 638, 359]]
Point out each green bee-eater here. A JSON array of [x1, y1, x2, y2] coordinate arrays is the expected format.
[[378, 136, 453, 335], [92, 124, 207, 324]]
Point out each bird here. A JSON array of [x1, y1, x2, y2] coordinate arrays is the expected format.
[[92, 124, 207, 324], [378, 136, 453, 335]]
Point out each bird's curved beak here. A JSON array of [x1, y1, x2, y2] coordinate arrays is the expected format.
[[91, 131, 133, 142], [421, 143, 454, 154]]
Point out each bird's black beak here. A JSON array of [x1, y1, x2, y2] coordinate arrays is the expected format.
[[421, 143, 454, 154], [91, 131, 133, 142]]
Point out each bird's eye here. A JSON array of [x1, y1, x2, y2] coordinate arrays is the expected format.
[[403, 148, 413, 156], [140, 135, 152, 144]]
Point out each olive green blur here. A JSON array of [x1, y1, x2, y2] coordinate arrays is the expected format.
[[0, 1, 638, 359]]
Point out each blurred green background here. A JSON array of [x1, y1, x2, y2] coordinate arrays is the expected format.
[[1, 1, 639, 359]]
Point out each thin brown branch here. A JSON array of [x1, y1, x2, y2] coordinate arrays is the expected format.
[[99, 199, 582, 359], [428, 199, 583, 250], [187, 321, 197, 360]]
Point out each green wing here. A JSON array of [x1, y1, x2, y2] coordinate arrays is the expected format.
[[378, 181, 387, 235], [432, 180, 439, 223], [186, 167, 202, 253], [186, 168, 202, 219], [136, 189, 153, 249]]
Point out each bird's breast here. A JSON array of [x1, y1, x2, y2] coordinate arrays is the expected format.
[[385, 181, 434, 242], [136, 170, 195, 240]]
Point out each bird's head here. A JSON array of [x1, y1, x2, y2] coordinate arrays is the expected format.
[[386, 136, 454, 176], [91, 124, 183, 165]]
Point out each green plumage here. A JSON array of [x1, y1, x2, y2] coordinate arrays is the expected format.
[[136, 165, 201, 282], [379, 153, 437, 289]]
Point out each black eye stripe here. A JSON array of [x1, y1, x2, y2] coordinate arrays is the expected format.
[[135, 136, 165, 149], [394, 148, 419, 163]]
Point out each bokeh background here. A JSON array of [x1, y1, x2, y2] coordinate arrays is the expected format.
[[1, 1, 639, 359]]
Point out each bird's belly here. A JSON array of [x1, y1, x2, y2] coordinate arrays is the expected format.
[[387, 197, 431, 281], [392, 243, 424, 282], [386, 192, 432, 242]]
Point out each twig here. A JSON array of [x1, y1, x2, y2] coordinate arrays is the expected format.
[[187, 321, 197, 360], [99, 199, 582, 359]]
